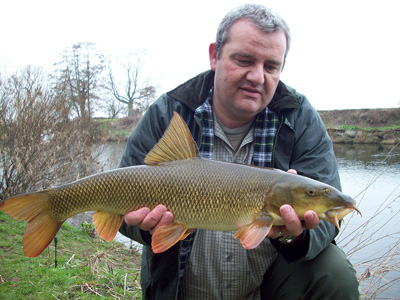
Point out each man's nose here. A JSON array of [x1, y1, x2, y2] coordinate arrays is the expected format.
[[246, 64, 265, 85]]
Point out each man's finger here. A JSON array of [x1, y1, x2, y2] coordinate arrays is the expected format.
[[303, 210, 319, 229], [139, 204, 168, 232], [280, 204, 303, 236], [124, 207, 150, 226], [150, 211, 174, 235]]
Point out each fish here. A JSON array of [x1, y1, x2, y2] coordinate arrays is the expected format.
[[0, 112, 361, 257]]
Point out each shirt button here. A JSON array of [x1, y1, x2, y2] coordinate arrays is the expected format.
[[225, 283, 231, 289], [225, 254, 232, 262]]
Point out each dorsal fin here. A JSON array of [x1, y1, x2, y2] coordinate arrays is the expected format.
[[144, 112, 199, 165]]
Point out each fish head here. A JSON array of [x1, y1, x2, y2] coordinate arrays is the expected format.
[[310, 189, 361, 230], [267, 171, 361, 230]]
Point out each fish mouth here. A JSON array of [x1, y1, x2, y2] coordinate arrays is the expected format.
[[325, 205, 362, 230]]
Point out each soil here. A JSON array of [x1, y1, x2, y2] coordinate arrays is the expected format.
[[318, 108, 400, 144], [318, 108, 400, 128]]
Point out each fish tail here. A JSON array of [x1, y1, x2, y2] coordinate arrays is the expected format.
[[0, 191, 63, 257]]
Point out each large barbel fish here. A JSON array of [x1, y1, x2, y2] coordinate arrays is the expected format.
[[0, 112, 361, 257]]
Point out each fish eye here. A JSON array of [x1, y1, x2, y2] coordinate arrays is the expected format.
[[324, 188, 331, 194], [306, 188, 316, 196]]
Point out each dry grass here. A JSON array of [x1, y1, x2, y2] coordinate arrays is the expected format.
[[85, 246, 142, 299], [337, 143, 400, 299]]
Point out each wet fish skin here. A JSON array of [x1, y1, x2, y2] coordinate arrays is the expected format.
[[0, 112, 361, 257], [265, 170, 360, 229]]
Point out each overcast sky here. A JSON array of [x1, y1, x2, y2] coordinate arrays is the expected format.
[[1, 0, 399, 110]]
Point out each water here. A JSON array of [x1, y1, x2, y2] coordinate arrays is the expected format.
[[75, 142, 400, 298], [334, 144, 400, 298]]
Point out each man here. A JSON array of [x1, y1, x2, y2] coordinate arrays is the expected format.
[[119, 4, 359, 300]]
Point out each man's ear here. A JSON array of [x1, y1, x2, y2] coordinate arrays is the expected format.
[[209, 43, 218, 71]]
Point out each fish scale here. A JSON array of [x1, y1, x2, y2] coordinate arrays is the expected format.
[[0, 112, 361, 257], [47, 156, 270, 228]]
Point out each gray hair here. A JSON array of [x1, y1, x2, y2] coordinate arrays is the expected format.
[[215, 4, 291, 60]]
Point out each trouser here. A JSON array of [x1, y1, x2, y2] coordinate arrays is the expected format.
[[260, 244, 359, 300]]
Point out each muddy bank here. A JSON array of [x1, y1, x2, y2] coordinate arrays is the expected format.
[[326, 127, 400, 144], [318, 108, 400, 128], [318, 108, 400, 144]]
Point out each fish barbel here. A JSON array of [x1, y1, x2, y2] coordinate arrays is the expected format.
[[0, 112, 361, 257]]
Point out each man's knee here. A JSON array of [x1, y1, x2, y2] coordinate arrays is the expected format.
[[305, 245, 359, 299], [261, 244, 359, 300]]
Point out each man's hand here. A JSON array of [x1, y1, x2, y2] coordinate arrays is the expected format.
[[267, 205, 320, 239], [268, 169, 320, 240], [124, 204, 174, 235]]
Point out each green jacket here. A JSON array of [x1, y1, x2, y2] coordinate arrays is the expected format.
[[119, 70, 340, 300]]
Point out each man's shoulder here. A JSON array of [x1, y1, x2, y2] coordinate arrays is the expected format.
[[268, 81, 302, 114], [166, 70, 215, 110]]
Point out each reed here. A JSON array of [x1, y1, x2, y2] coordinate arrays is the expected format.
[[337, 143, 400, 298]]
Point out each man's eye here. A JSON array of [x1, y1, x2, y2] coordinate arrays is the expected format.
[[265, 65, 279, 73], [236, 59, 251, 66]]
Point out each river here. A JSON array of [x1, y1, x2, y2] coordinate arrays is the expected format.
[[77, 142, 400, 298], [334, 143, 400, 298]]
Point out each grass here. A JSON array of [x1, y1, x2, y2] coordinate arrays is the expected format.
[[0, 211, 142, 299], [337, 143, 400, 298], [338, 124, 400, 131], [339, 192, 400, 298], [93, 118, 133, 141]]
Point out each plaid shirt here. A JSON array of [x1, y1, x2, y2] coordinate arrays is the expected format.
[[178, 93, 281, 300], [195, 97, 280, 166]]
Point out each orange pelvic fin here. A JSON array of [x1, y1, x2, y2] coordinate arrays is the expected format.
[[93, 211, 124, 241], [151, 222, 190, 253], [0, 191, 63, 257], [234, 215, 273, 249]]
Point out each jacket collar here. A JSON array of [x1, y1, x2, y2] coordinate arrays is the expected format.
[[167, 70, 301, 114]]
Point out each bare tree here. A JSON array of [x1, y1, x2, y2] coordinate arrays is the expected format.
[[106, 96, 125, 118], [105, 51, 157, 117], [138, 84, 157, 113], [0, 66, 100, 200], [53, 42, 105, 123]]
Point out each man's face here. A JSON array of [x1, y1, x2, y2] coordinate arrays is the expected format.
[[209, 19, 286, 128]]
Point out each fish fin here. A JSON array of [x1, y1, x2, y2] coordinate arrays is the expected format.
[[93, 211, 124, 241], [24, 213, 62, 257], [0, 191, 63, 257], [234, 216, 273, 250], [144, 112, 199, 165], [179, 229, 194, 241], [152, 222, 188, 253]]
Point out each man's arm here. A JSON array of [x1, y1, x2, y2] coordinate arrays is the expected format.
[[272, 94, 340, 261]]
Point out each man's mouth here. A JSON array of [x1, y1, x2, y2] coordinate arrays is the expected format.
[[240, 87, 261, 96]]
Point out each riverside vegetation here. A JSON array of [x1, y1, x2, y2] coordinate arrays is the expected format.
[[0, 211, 143, 299], [319, 108, 400, 145]]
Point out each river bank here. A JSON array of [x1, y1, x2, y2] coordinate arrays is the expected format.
[[0, 211, 142, 299], [319, 108, 400, 144], [98, 108, 400, 145]]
